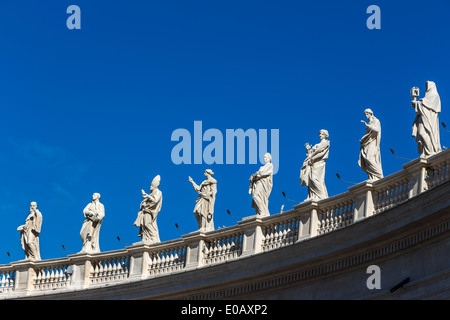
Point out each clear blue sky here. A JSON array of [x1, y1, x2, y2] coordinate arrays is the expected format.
[[0, 0, 448, 264]]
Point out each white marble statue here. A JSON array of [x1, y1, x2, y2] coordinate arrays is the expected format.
[[134, 175, 163, 245], [249, 153, 273, 217], [80, 193, 105, 253], [411, 81, 442, 157], [189, 169, 217, 232], [300, 130, 329, 201], [359, 109, 383, 181], [17, 202, 43, 260]]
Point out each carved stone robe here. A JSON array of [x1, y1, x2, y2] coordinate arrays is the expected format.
[[359, 116, 383, 181], [192, 178, 217, 232], [80, 201, 105, 253], [300, 139, 329, 200], [134, 189, 163, 244], [412, 81, 442, 157], [251, 162, 273, 217], [18, 209, 43, 260]]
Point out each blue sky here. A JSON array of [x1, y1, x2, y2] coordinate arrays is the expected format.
[[0, 0, 448, 264]]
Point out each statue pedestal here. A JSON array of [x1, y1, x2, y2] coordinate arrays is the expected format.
[[238, 216, 264, 258], [182, 230, 207, 270]]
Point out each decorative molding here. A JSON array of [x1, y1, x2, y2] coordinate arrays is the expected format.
[[182, 219, 450, 300]]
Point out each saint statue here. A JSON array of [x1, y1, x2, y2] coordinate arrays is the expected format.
[[359, 109, 383, 181], [134, 175, 163, 245], [189, 169, 217, 232], [249, 153, 273, 217], [411, 81, 442, 157], [80, 193, 105, 253], [17, 202, 43, 260], [300, 130, 330, 201]]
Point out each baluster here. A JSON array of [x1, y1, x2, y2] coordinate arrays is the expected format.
[[156, 251, 163, 269], [93, 263, 99, 278], [382, 187, 389, 210], [329, 207, 335, 230], [212, 239, 217, 258], [35, 269, 41, 284], [48, 268, 53, 284], [106, 260, 112, 276], [262, 226, 269, 248], [268, 224, 275, 247], [125, 257, 130, 274], [212, 239, 218, 259], [56, 267, 62, 283], [203, 242, 210, 262], [336, 205, 342, 229], [112, 259, 118, 276], [221, 236, 227, 257], [226, 237, 231, 254], [148, 253, 156, 272], [229, 235, 236, 256], [4, 272, 10, 287], [210, 239, 217, 259], [7, 273, 12, 287], [325, 209, 331, 232], [343, 203, 348, 226], [98, 262, 104, 277], [105, 260, 110, 276], [100, 261, 106, 277], [394, 183, 401, 204], [322, 209, 328, 232], [62, 266, 67, 282], [168, 250, 174, 266], [5, 272, 10, 287], [222, 236, 227, 257], [117, 258, 124, 275], [317, 211, 323, 234], [40, 268, 46, 284], [161, 251, 168, 268]]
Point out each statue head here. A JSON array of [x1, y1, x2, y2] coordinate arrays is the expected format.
[[92, 193, 101, 201], [150, 175, 161, 191], [364, 108, 373, 119], [264, 153, 272, 163], [30, 201, 37, 211], [422, 81, 440, 112], [204, 169, 214, 177], [319, 129, 329, 140], [425, 81, 436, 92]]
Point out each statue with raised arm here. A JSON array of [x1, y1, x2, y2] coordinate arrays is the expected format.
[[411, 81, 442, 157], [80, 193, 105, 253], [359, 109, 383, 181], [249, 153, 273, 217], [134, 175, 163, 245], [189, 169, 217, 232], [17, 202, 43, 260], [300, 130, 330, 201]]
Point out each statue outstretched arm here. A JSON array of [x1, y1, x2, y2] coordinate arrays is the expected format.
[[188, 176, 201, 192]]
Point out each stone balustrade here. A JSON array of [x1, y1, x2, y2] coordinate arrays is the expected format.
[[146, 239, 186, 277], [1, 149, 448, 299], [0, 268, 15, 294], [202, 226, 243, 265], [261, 214, 299, 252]]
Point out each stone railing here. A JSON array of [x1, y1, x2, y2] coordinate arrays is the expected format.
[[0, 268, 15, 294], [1, 149, 449, 298], [146, 239, 186, 277]]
